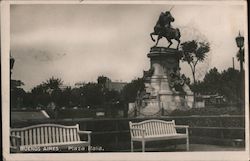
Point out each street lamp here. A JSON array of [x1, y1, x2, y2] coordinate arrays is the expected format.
[[10, 55, 15, 76], [235, 31, 245, 109], [235, 32, 244, 73]]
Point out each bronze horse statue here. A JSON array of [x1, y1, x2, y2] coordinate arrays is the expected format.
[[150, 11, 181, 49]]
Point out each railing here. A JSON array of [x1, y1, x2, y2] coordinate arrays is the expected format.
[[11, 115, 245, 151]]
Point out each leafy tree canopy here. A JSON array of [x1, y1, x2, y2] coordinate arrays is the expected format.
[[181, 40, 210, 84], [121, 78, 145, 103]]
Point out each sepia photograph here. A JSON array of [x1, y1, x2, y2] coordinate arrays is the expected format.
[[1, 0, 249, 161]]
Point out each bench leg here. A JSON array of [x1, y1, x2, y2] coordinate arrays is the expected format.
[[131, 140, 134, 152], [186, 137, 189, 151], [142, 141, 145, 152], [88, 145, 91, 153]]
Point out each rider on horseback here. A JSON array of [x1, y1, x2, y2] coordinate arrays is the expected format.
[[158, 11, 174, 34], [150, 10, 181, 49]]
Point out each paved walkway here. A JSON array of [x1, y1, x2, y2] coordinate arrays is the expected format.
[[126, 144, 245, 152]]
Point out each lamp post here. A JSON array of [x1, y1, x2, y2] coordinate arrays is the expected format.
[[235, 32, 244, 73], [235, 31, 244, 108], [10, 55, 15, 76]]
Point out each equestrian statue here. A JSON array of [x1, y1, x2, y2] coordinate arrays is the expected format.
[[150, 10, 181, 49]]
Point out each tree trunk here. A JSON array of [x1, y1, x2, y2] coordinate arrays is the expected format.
[[192, 68, 196, 108]]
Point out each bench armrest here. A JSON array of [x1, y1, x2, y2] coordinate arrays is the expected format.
[[78, 131, 92, 135], [175, 125, 189, 129], [10, 135, 21, 152], [78, 131, 92, 143], [175, 125, 189, 135]]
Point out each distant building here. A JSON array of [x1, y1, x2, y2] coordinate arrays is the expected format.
[[195, 94, 226, 108], [74, 82, 86, 88], [105, 79, 127, 92]]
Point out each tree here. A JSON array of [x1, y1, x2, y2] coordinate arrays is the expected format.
[[31, 84, 51, 107], [82, 83, 105, 106], [220, 68, 241, 103], [191, 67, 241, 105], [43, 77, 63, 91], [59, 87, 72, 107], [97, 76, 108, 85], [30, 77, 63, 108], [10, 55, 26, 109], [104, 89, 120, 103], [180, 40, 210, 84], [11, 87, 26, 109], [121, 78, 145, 103], [192, 67, 221, 94]]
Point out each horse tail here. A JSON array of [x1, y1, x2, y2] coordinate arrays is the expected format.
[[176, 28, 181, 39]]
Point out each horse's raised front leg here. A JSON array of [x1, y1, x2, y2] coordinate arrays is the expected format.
[[155, 36, 161, 47], [150, 32, 156, 42], [167, 38, 172, 48]]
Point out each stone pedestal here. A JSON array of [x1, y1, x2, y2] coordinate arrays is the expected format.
[[140, 47, 194, 116]]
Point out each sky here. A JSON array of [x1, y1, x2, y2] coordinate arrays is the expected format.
[[10, 3, 246, 91]]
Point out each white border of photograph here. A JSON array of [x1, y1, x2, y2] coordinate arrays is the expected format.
[[1, 0, 249, 161]]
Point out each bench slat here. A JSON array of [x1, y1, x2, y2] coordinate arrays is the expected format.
[[59, 128, 63, 142], [41, 127, 44, 144], [138, 125, 142, 136], [32, 129, 36, 145], [145, 124, 148, 136], [67, 129, 70, 142], [153, 122, 157, 135], [169, 123, 172, 134], [165, 122, 169, 134], [70, 129, 74, 142], [44, 127, 48, 144], [55, 127, 59, 143], [29, 129, 32, 145], [25, 130, 28, 145], [163, 122, 167, 134], [21, 131, 24, 145], [156, 122, 159, 135], [159, 122, 164, 135], [152, 122, 155, 135], [52, 127, 55, 143], [37, 128, 40, 144], [72, 129, 76, 141], [63, 128, 66, 142], [151, 122, 155, 135], [133, 125, 137, 137], [10, 133, 16, 147], [16, 132, 20, 143], [144, 123, 148, 136], [48, 126, 52, 143]]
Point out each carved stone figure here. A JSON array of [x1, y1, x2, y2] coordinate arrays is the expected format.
[[143, 67, 154, 80], [169, 68, 189, 93]]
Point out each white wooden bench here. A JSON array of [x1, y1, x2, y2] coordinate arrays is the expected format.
[[10, 124, 91, 153], [129, 120, 189, 152]]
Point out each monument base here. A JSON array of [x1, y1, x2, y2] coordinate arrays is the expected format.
[[138, 47, 194, 117]]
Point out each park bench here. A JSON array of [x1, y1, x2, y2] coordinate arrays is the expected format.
[[10, 124, 91, 153], [129, 119, 189, 152]]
